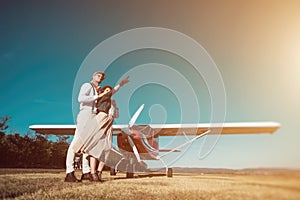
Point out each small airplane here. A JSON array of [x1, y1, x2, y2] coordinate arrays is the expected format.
[[29, 104, 280, 178]]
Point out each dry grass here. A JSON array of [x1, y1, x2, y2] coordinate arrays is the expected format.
[[1, 168, 300, 199]]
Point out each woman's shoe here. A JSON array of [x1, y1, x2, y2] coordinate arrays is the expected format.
[[90, 173, 100, 182], [81, 172, 92, 181], [97, 171, 103, 182]]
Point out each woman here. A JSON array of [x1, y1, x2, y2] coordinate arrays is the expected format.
[[73, 85, 116, 182]]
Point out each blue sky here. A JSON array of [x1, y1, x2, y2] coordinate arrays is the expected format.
[[1, 1, 300, 169]]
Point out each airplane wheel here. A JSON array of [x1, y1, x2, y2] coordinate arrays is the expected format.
[[167, 168, 173, 178], [110, 167, 117, 176], [126, 172, 134, 178], [126, 162, 134, 178]]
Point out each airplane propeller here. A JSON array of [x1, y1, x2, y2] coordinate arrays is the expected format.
[[121, 104, 145, 163], [129, 104, 144, 128]]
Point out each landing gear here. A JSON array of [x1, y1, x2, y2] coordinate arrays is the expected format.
[[166, 168, 173, 177], [126, 172, 134, 178], [126, 160, 134, 178], [110, 167, 117, 176], [113, 153, 149, 178]]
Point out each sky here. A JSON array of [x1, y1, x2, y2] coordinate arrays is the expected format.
[[1, 0, 300, 169]]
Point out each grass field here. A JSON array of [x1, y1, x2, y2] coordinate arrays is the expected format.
[[1, 168, 300, 199]]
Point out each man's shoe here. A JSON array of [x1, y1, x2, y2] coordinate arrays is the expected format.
[[64, 171, 81, 182], [81, 172, 92, 181]]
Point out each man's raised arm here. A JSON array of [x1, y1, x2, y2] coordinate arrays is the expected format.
[[113, 76, 130, 94]]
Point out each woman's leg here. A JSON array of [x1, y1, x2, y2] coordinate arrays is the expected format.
[[97, 161, 105, 172], [90, 156, 98, 174], [89, 156, 101, 181]]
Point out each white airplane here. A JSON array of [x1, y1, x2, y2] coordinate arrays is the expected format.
[[29, 104, 280, 178]]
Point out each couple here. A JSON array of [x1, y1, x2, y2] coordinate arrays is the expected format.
[[65, 71, 129, 182]]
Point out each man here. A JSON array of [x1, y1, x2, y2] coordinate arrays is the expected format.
[[64, 71, 129, 182]]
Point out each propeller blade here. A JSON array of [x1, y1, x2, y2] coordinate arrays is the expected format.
[[120, 127, 133, 136], [127, 136, 141, 162], [129, 104, 144, 128], [119, 104, 144, 163]]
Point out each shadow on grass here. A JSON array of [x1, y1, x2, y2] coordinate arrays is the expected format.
[[103, 172, 167, 182]]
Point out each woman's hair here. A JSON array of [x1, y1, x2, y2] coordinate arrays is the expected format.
[[98, 85, 113, 93]]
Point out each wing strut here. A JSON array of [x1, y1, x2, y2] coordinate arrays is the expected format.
[[157, 130, 211, 159]]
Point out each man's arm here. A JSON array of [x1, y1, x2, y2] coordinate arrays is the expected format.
[[112, 76, 130, 95], [78, 83, 98, 103]]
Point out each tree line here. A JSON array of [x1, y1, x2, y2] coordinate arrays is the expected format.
[[0, 116, 69, 168]]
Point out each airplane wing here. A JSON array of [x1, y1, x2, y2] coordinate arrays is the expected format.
[[29, 125, 76, 135], [145, 122, 280, 136], [29, 122, 280, 136]]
